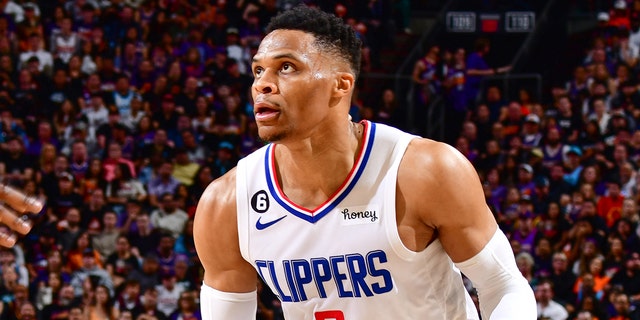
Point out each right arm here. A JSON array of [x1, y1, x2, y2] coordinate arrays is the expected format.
[[193, 168, 258, 320]]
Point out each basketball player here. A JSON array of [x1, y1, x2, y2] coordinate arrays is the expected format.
[[194, 5, 536, 319], [0, 183, 42, 247]]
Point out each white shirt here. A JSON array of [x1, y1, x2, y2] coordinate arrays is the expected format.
[[537, 300, 569, 320], [83, 106, 109, 133], [155, 282, 187, 316], [19, 50, 53, 72]]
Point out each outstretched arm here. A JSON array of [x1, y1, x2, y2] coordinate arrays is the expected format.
[[399, 139, 536, 319], [193, 169, 258, 320]]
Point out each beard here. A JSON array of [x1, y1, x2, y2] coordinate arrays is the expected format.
[[258, 123, 293, 143], [260, 132, 286, 142]]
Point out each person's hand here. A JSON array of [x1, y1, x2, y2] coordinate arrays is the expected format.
[[0, 183, 43, 247]]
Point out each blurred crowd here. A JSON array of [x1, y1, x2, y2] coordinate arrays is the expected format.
[[0, 0, 411, 319], [409, 1, 640, 319], [7, 0, 640, 319]]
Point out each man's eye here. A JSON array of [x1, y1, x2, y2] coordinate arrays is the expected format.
[[281, 63, 294, 73]]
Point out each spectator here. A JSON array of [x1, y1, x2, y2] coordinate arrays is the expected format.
[[155, 269, 186, 318], [50, 17, 79, 67], [105, 235, 140, 289], [171, 147, 199, 187], [40, 283, 76, 319], [69, 248, 113, 298], [108, 74, 138, 118], [597, 179, 625, 228], [147, 160, 180, 205], [104, 162, 147, 209], [516, 251, 537, 286], [180, 128, 208, 166], [536, 279, 570, 320], [121, 95, 145, 132], [563, 146, 584, 188], [15, 300, 36, 320], [210, 141, 238, 178], [18, 32, 52, 74], [466, 38, 511, 107], [127, 211, 162, 257], [67, 303, 86, 320], [91, 210, 120, 260], [84, 284, 119, 319], [139, 129, 175, 172], [127, 253, 161, 293], [574, 256, 613, 302], [610, 251, 640, 303], [610, 292, 640, 320], [169, 290, 201, 320], [555, 96, 582, 144], [155, 232, 186, 276], [102, 141, 136, 184], [57, 206, 84, 253], [114, 279, 144, 318], [0, 135, 33, 184], [138, 286, 168, 320]]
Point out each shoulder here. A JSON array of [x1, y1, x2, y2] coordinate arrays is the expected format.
[[398, 138, 488, 225], [400, 138, 475, 184], [194, 168, 237, 228]]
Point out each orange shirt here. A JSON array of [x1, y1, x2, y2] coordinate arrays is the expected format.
[[66, 249, 103, 271], [573, 274, 611, 295], [596, 195, 624, 228]]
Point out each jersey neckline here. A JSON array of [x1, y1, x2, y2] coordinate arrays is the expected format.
[[264, 121, 376, 223]]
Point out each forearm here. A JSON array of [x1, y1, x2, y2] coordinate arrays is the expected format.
[[455, 229, 536, 319]]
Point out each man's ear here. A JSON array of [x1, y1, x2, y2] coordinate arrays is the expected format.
[[333, 72, 355, 98]]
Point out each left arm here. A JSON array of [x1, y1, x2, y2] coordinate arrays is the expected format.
[[399, 139, 536, 320]]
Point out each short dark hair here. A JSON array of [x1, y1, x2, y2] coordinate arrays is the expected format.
[[266, 5, 362, 79]]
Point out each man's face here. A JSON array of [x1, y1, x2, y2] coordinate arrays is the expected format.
[[68, 307, 83, 320], [7, 139, 21, 154], [136, 215, 149, 229], [534, 283, 552, 303], [72, 142, 86, 159], [251, 30, 344, 142], [162, 196, 176, 212], [19, 303, 36, 319]]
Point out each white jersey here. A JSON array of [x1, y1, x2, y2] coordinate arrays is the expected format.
[[236, 121, 479, 320]]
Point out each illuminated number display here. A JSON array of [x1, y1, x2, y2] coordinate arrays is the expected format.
[[505, 12, 535, 32], [446, 12, 476, 33]]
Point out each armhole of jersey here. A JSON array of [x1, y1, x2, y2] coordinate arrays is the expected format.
[[236, 158, 250, 263], [383, 134, 421, 261]]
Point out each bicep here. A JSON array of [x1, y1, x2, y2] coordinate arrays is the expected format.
[[403, 140, 497, 262], [193, 173, 257, 293]]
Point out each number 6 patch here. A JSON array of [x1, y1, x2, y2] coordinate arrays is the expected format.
[[251, 190, 270, 213]]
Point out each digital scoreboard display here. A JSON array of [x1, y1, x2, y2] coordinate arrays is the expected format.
[[505, 12, 535, 32], [446, 11, 535, 33], [446, 12, 476, 32]]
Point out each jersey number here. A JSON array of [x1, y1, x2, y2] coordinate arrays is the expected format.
[[315, 310, 345, 320]]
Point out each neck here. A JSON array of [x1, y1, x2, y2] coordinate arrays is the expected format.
[[273, 119, 364, 208]]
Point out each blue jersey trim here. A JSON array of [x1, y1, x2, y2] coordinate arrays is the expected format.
[[264, 122, 377, 223]]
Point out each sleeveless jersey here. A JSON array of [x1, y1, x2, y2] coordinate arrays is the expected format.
[[236, 121, 479, 320]]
